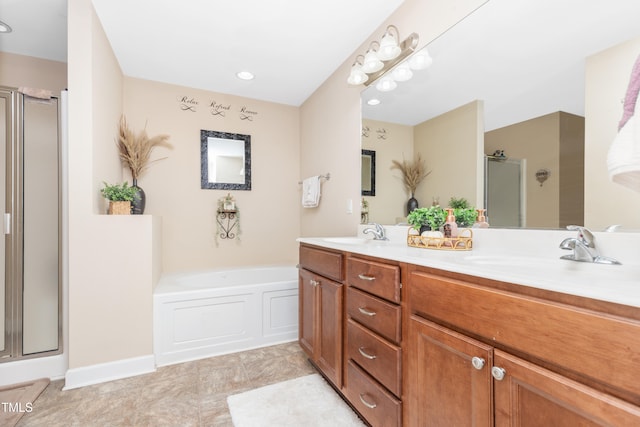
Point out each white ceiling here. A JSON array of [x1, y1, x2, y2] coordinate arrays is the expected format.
[[0, 0, 406, 106]]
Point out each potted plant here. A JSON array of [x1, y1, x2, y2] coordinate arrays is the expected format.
[[116, 115, 172, 214], [449, 197, 478, 228], [101, 181, 139, 215], [407, 206, 446, 235], [390, 153, 431, 214]]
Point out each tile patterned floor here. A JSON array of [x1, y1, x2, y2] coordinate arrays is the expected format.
[[18, 341, 315, 426]]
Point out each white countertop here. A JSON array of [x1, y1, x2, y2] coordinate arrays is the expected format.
[[298, 226, 640, 309]]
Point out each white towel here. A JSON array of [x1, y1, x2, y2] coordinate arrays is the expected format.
[[302, 176, 321, 208], [608, 90, 640, 192]]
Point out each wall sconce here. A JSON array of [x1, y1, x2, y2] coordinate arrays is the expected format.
[[347, 25, 424, 91], [535, 169, 551, 186]]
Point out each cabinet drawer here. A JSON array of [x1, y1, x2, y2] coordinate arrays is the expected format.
[[409, 270, 640, 402], [347, 257, 400, 303], [347, 319, 401, 397], [299, 245, 343, 282], [347, 286, 401, 344], [345, 360, 401, 427]]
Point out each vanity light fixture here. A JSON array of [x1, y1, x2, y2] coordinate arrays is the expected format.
[[236, 71, 255, 81], [0, 20, 12, 33], [347, 25, 421, 91]]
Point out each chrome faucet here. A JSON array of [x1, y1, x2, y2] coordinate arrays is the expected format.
[[363, 223, 388, 240], [559, 225, 621, 265]]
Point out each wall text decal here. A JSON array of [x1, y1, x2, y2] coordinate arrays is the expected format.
[[376, 128, 388, 140], [178, 96, 198, 112], [362, 125, 371, 138], [239, 106, 258, 121], [210, 101, 231, 117]]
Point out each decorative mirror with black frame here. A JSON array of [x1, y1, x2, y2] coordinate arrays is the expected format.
[[200, 130, 251, 190], [361, 149, 376, 196]]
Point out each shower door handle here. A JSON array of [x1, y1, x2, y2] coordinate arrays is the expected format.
[[3, 213, 9, 235]]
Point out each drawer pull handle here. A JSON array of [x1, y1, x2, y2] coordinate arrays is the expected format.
[[358, 307, 376, 317], [491, 366, 506, 381], [310, 279, 320, 287], [358, 347, 377, 360], [358, 274, 376, 281], [359, 393, 377, 409], [471, 356, 485, 370]]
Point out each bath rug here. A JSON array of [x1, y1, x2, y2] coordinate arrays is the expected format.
[[0, 378, 49, 427], [227, 373, 366, 427]]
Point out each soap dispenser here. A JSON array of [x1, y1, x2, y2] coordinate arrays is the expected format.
[[444, 208, 458, 238], [473, 209, 489, 228]]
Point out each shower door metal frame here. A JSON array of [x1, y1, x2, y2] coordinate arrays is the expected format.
[[1, 86, 62, 362]]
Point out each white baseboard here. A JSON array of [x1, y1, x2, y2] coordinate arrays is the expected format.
[[0, 354, 67, 386], [63, 354, 155, 390]]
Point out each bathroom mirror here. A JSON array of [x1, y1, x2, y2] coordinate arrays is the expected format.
[[361, 149, 375, 196], [200, 130, 251, 190], [361, 0, 640, 228]]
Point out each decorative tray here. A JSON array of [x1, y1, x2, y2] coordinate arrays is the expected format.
[[406, 228, 473, 251]]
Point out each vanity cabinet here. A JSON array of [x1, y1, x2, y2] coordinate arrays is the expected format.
[[405, 266, 640, 426], [298, 245, 344, 387], [344, 255, 403, 427]]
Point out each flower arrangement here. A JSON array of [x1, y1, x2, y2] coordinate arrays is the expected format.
[[116, 115, 173, 181], [390, 153, 431, 196]]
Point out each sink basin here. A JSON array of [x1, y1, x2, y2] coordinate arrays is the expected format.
[[462, 255, 552, 267], [322, 237, 370, 245]]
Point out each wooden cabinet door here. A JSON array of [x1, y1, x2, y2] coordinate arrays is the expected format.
[[493, 350, 640, 426], [405, 315, 493, 427], [316, 277, 343, 388], [298, 268, 317, 359]]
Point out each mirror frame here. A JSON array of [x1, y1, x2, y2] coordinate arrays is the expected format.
[[361, 149, 376, 196], [200, 129, 252, 191]]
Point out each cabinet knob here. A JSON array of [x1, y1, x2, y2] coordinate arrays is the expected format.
[[358, 307, 377, 317], [471, 356, 485, 370], [310, 279, 320, 287], [357, 274, 376, 281], [359, 393, 377, 409], [491, 366, 506, 381], [358, 347, 377, 360]]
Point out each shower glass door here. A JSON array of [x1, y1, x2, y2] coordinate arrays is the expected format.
[[0, 91, 8, 358]]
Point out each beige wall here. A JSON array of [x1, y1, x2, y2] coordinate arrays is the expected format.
[[362, 119, 413, 224], [585, 36, 640, 230], [414, 100, 484, 209], [0, 51, 67, 94], [67, 0, 158, 371], [123, 77, 301, 272], [299, 0, 488, 236]]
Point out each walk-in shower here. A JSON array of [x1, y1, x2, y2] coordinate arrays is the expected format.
[[0, 87, 61, 363]]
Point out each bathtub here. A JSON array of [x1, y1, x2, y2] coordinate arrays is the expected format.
[[153, 266, 299, 366]]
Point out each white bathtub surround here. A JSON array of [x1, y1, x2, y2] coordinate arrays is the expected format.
[[0, 354, 67, 386], [154, 266, 299, 366]]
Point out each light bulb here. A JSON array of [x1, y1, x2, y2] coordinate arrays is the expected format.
[[392, 62, 413, 82], [378, 32, 401, 61], [376, 76, 397, 92], [409, 49, 433, 70], [347, 62, 369, 85], [362, 49, 383, 73]]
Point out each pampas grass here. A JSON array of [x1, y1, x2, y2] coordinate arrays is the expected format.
[[117, 115, 172, 180], [390, 153, 431, 195]]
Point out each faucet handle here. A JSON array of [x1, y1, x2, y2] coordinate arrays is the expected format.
[[566, 225, 595, 248]]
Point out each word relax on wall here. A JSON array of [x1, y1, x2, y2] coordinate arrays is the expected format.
[[177, 96, 259, 121]]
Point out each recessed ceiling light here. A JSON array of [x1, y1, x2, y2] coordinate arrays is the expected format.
[[236, 71, 255, 81], [0, 21, 12, 33], [367, 98, 381, 106]]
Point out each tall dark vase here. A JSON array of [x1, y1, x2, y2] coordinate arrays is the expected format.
[[407, 194, 419, 215], [131, 179, 146, 215]]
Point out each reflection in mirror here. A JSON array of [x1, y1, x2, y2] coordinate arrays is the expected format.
[[200, 130, 251, 190], [361, 0, 640, 229], [361, 149, 376, 196]]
